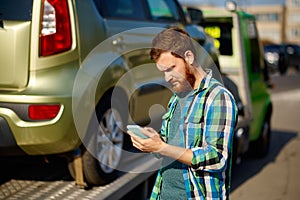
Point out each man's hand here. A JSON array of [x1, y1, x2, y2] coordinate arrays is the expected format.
[[128, 127, 166, 153], [127, 127, 193, 166]]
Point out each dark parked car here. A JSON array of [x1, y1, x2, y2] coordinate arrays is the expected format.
[[264, 43, 300, 74]]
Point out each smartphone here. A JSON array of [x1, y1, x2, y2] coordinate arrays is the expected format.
[[127, 125, 149, 139]]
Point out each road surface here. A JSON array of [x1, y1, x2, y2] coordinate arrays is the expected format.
[[231, 70, 300, 200]]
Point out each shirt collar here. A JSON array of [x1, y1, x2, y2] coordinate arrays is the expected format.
[[193, 68, 212, 94], [173, 69, 212, 99]]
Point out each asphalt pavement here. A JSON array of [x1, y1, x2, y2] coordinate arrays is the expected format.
[[230, 70, 300, 200]]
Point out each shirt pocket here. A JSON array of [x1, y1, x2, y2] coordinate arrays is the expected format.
[[184, 106, 204, 147]]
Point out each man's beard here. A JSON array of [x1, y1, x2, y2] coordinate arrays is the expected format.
[[173, 62, 196, 94], [184, 62, 196, 90]]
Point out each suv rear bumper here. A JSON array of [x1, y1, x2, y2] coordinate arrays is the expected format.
[[0, 116, 26, 155], [0, 61, 84, 155], [0, 97, 81, 156]]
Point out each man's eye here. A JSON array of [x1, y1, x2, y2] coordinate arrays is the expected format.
[[165, 66, 174, 72]]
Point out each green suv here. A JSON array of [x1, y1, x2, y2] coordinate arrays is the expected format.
[[0, 0, 220, 185]]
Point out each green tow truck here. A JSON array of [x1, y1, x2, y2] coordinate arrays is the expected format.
[[185, 1, 273, 161]]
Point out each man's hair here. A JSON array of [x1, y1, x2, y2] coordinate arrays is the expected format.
[[150, 27, 196, 62]]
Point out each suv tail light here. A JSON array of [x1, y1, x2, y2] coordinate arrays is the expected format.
[[28, 104, 61, 120], [39, 0, 72, 57]]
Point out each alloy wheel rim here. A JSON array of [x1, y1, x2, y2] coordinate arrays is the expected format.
[[96, 108, 123, 173]]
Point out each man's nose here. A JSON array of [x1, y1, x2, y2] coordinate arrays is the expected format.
[[164, 72, 172, 82]]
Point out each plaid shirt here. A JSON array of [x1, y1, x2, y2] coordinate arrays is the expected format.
[[150, 70, 238, 200]]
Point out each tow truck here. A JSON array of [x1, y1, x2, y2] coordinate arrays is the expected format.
[[183, 0, 273, 160]]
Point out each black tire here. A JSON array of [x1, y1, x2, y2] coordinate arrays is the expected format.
[[67, 157, 76, 180], [279, 65, 287, 75], [278, 54, 287, 75], [296, 64, 300, 72], [231, 135, 238, 170], [82, 94, 127, 185], [250, 114, 271, 158]]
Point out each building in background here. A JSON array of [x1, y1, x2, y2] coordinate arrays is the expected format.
[[242, 0, 300, 45], [180, 0, 300, 45], [243, 5, 285, 44], [285, 0, 300, 44]]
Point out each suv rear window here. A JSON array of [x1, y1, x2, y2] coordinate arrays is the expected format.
[[0, 0, 33, 21], [97, 0, 146, 20]]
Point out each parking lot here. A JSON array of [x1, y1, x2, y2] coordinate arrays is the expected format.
[[231, 70, 300, 200], [0, 71, 299, 200]]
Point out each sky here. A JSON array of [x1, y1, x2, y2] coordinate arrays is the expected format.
[[179, 0, 286, 7]]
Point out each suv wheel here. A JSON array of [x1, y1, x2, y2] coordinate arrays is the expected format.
[[68, 95, 127, 186]]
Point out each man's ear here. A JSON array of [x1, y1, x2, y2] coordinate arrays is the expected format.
[[184, 50, 194, 65]]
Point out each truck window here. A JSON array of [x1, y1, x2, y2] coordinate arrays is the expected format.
[[97, 0, 146, 20], [146, 0, 181, 22], [0, 0, 33, 21], [247, 20, 262, 73], [203, 18, 233, 56]]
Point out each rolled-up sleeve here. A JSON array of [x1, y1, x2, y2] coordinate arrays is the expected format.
[[191, 90, 237, 172]]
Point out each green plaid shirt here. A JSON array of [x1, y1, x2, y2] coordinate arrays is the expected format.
[[150, 70, 238, 200]]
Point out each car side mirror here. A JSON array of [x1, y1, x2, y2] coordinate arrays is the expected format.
[[187, 7, 204, 25]]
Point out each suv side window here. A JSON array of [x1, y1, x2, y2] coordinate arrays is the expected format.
[[97, 0, 146, 20], [146, 0, 181, 22], [0, 0, 33, 21]]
